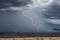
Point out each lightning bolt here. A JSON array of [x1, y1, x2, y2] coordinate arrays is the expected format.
[[22, 9, 40, 32]]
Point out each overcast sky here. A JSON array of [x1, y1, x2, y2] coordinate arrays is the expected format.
[[0, 0, 60, 33]]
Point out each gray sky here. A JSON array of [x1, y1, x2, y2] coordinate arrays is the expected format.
[[0, 0, 60, 33]]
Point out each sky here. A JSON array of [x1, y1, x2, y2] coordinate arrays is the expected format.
[[0, 0, 60, 33]]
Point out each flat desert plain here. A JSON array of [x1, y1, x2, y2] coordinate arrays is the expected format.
[[0, 37, 60, 40]]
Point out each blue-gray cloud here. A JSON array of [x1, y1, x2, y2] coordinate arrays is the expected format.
[[0, 0, 60, 33]]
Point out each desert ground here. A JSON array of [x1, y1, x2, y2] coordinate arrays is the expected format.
[[0, 37, 60, 40]]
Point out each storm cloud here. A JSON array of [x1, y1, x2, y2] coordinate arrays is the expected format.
[[0, 0, 60, 33]]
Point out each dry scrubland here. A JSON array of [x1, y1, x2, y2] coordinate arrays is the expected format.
[[0, 37, 60, 40]]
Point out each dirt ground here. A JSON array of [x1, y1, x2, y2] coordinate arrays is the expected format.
[[0, 37, 60, 40]]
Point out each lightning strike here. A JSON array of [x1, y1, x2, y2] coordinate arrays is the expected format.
[[22, 9, 40, 32]]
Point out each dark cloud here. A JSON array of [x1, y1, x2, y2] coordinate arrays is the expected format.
[[44, 0, 60, 19], [0, 0, 31, 8], [0, 0, 60, 33]]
